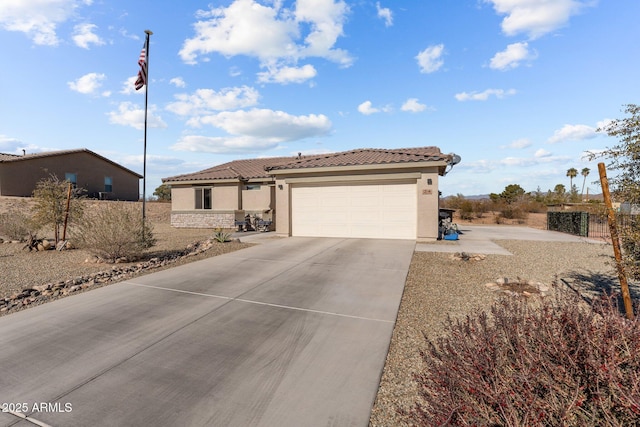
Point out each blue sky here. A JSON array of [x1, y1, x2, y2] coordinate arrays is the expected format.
[[1, 0, 639, 197]]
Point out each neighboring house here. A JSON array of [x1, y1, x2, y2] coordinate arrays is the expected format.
[[0, 149, 141, 201], [163, 146, 458, 241]]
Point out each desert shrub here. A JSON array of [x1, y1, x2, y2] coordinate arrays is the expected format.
[[31, 175, 84, 243], [459, 200, 475, 221], [0, 209, 33, 241], [213, 229, 232, 243], [408, 292, 640, 426], [621, 216, 640, 280], [497, 204, 528, 221], [521, 199, 548, 213], [74, 202, 155, 261]]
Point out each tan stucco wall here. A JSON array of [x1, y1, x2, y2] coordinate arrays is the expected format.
[[170, 186, 194, 211], [213, 185, 241, 210], [416, 169, 441, 241], [0, 152, 139, 200], [241, 184, 274, 211], [274, 179, 290, 237], [170, 183, 241, 211]]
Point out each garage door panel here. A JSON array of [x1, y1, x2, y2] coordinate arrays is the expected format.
[[291, 182, 416, 239]]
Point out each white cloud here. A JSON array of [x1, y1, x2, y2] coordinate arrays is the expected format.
[[171, 135, 281, 154], [401, 98, 427, 113], [166, 86, 260, 117], [489, 42, 536, 70], [68, 72, 106, 95], [179, 0, 353, 77], [72, 23, 104, 49], [120, 76, 140, 95], [376, 2, 393, 27], [0, 0, 90, 46], [192, 108, 332, 142], [484, 0, 590, 39], [0, 135, 24, 152], [503, 138, 532, 149], [170, 77, 186, 88], [257, 64, 317, 84], [534, 148, 552, 158], [547, 123, 598, 143], [357, 100, 391, 115], [416, 44, 444, 74], [358, 101, 378, 115], [455, 88, 516, 101], [107, 102, 167, 130]]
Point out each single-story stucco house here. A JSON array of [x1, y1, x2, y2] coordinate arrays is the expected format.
[[163, 146, 459, 241], [0, 149, 142, 201]]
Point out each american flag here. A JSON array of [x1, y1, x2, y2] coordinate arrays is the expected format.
[[134, 46, 147, 90]]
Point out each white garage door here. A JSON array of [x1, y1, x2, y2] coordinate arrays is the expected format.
[[291, 182, 416, 239]]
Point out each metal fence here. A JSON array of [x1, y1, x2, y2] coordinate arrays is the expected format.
[[547, 211, 639, 240]]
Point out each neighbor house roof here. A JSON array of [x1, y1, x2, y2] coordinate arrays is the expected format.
[[163, 147, 452, 184], [0, 148, 142, 178]]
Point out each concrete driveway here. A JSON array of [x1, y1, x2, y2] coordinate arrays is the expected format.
[[0, 237, 415, 427], [416, 225, 605, 255]]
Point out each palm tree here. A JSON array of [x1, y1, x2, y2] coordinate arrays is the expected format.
[[580, 167, 590, 201], [566, 168, 578, 191]]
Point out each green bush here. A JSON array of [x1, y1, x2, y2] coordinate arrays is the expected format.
[[459, 200, 475, 221], [74, 202, 155, 261], [213, 229, 232, 243], [407, 292, 640, 426]]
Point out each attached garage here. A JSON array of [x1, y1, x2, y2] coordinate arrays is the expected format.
[[266, 147, 458, 241], [291, 182, 417, 239]]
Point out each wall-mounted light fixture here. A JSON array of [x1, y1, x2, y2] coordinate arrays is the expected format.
[[278, 184, 283, 190]]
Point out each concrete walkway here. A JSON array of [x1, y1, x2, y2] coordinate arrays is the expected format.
[[416, 225, 606, 255], [0, 237, 415, 427]]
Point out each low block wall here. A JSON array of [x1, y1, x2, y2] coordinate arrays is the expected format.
[[171, 212, 234, 229]]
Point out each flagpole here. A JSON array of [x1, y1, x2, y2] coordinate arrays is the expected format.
[[142, 29, 152, 222]]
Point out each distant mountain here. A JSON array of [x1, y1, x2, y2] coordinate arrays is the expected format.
[[442, 193, 605, 201], [442, 194, 490, 200]]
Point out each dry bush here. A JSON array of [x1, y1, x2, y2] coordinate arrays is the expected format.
[[621, 217, 640, 280], [0, 209, 33, 241], [407, 292, 640, 426], [73, 202, 156, 261]]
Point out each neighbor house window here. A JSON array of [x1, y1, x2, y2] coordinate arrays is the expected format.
[[65, 173, 77, 188], [245, 185, 261, 190], [104, 176, 113, 192], [195, 188, 212, 209]]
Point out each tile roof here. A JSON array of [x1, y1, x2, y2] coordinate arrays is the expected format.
[[162, 156, 298, 183], [162, 147, 451, 183], [0, 149, 142, 177], [265, 147, 449, 171]]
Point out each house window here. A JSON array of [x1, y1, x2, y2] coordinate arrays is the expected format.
[[195, 188, 212, 209], [65, 173, 77, 188], [104, 177, 113, 192], [245, 185, 261, 190]]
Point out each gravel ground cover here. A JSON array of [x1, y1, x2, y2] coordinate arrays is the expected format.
[[368, 239, 636, 426], [0, 223, 251, 301]]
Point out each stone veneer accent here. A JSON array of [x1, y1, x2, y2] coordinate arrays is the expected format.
[[171, 212, 234, 228]]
